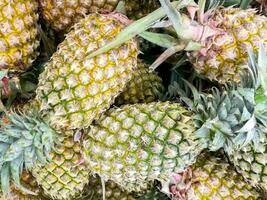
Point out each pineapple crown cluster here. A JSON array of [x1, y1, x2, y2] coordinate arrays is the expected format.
[[0, 0, 266, 199]]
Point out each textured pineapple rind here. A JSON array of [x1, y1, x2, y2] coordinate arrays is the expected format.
[[83, 101, 202, 193], [186, 154, 260, 199], [116, 61, 164, 105], [0, 0, 40, 71], [190, 8, 267, 83], [36, 13, 138, 130], [39, 0, 120, 32], [229, 131, 267, 193], [32, 135, 90, 200]]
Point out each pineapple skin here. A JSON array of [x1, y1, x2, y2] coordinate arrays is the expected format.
[[0, 0, 40, 71], [83, 102, 202, 193], [181, 154, 260, 199], [229, 132, 267, 193], [39, 0, 120, 32], [36, 13, 138, 131], [32, 135, 90, 200], [115, 61, 164, 105], [190, 8, 267, 84]]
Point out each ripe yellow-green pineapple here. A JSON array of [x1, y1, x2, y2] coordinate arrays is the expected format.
[[32, 135, 90, 200], [116, 60, 164, 105], [0, 0, 40, 71], [83, 101, 202, 193], [168, 154, 260, 199], [36, 13, 138, 130], [124, 0, 160, 19], [39, 0, 120, 32], [189, 8, 267, 83], [0, 13, 137, 198]]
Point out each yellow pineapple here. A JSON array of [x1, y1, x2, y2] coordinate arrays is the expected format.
[[189, 8, 267, 83], [0, 0, 40, 71], [168, 154, 260, 199], [39, 0, 120, 32], [0, 12, 138, 198], [36, 13, 138, 130], [83, 102, 202, 193]]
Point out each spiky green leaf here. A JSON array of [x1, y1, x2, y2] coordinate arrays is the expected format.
[[139, 31, 179, 48], [1, 163, 10, 194]]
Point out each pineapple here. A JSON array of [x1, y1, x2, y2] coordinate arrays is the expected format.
[[83, 101, 203, 193], [189, 8, 267, 84], [124, 0, 160, 20], [39, 0, 120, 32], [0, 106, 89, 200], [0, 13, 137, 197], [0, 0, 40, 71], [36, 13, 138, 130], [167, 153, 260, 199], [115, 60, 164, 105], [31, 135, 90, 200], [158, 7, 267, 84], [97, 5, 267, 84]]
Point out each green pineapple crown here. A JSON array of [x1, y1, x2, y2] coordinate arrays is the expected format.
[[180, 81, 257, 153], [0, 108, 55, 195], [176, 43, 267, 154]]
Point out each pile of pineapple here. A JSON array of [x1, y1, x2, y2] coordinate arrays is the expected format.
[[0, 0, 266, 199]]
